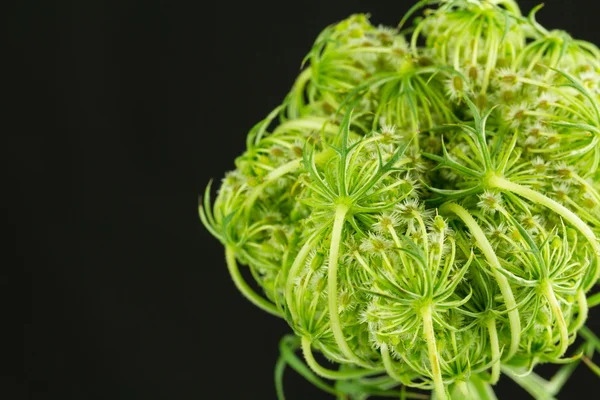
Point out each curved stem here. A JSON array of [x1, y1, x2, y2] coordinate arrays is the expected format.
[[285, 233, 321, 323], [481, 20, 498, 94], [422, 305, 447, 400], [501, 366, 557, 400], [278, 335, 342, 397], [486, 318, 501, 384], [587, 291, 600, 308], [328, 204, 370, 367], [225, 246, 281, 317], [287, 68, 312, 118], [572, 289, 588, 332], [542, 281, 569, 357], [243, 159, 301, 215], [243, 146, 337, 216], [454, 381, 470, 399], [465, 374, 499, 400], [301, 337, 384, 380], [488, 175, 600, 290], [380, 343, 407, 383], [275, 355, 287, 400], [439, 202, 521, 359], [414, 213, 429, 261]]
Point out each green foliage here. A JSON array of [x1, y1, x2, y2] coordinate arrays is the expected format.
[[200, 1, 600, 398]]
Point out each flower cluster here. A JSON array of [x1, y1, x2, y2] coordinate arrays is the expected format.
[[201, 1, 600, 399]]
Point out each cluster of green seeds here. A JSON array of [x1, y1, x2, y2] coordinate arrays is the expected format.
[[200, 1, 600, 398]]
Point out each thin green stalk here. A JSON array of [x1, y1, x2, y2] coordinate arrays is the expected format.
[[468, 375, 499, 400], [486, 318, 501, 384], [546, 343, 589, 395], [275, 356, 287, 400], [288, 68, 313, 118], [439, 202, 521, 358], [488, 175, 600, 290], [285, 233, 321, 323], [502, 366, 557, 400], [380, 343, 406, 383], [422, 305, 447, 400], [579, 326, 600, 352], [571, 289, 588, 332], [279, 335, 343, 397], [328, 204, 370, 367], [541, 281, 569, 357], [588, 292, 600, 308], [243, 159, 301, 214], [301, 337, 384, 379], [583, 357, 600, 377], [225, 246, 281, 317], [454, 380, 470, 399], [414, 212, 429, 259]]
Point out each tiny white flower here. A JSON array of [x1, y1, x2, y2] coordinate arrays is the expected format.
[[521, 214, 543, 234], [531, 157, 548, 173], [379, 121, 397, 137], [554, 162, 574, 181], [395, 198, 422, 221], [504, 102, 530, 128], [496, 68, 523, 91], [552, 183, 571, 203], [535, 92, 560, 109], [478, 190, 503, 214], [445, 75, 467, 101], [486, 222, 507, 241], [360, 232, 393, 253], [373, 212, 401, 234], [464, 63, 484, 87], [580, 70, 600, 89]]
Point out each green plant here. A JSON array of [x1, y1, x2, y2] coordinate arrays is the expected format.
[[200, 1, 600, 398]]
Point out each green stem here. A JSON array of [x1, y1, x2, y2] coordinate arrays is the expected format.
[[225, 246, 281, 317], [275, 355, 287, 400], [422, 305, 447, 400], [301, 337, 383, 380], [579, 326, 600, 353], [439, 202, 521, 358], [287, 68, 312, 118], [279, 335, 343, 397], [501, 366, 557, 400], [285, 233, 320, 323], [243, 146, 337, 216], [481, 20, 498, 94], [380, 343, 406, 383], [488, 175, 600, 290], [486, 318, 501, 384], [587, 291, 600, 308], [414, 213, 429, 260], [454, 381, 470, 399], [467, 375, 499, 400], [546, 343, 588, 395], [243, 159, 301, 215], [541, 281, 569, 357], [583, 357, 600, 377], [571, 289, 588, 332], [388, 225, 402, 248], [328, 204, 369, 367]]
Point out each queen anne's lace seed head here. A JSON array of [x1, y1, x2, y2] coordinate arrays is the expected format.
[[201, 3, 600, 399]]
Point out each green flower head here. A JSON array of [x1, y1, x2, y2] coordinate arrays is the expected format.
[[200, 1, 600, 398]]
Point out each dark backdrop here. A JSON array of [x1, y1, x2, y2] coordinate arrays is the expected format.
[[11, 0, 600, 399]]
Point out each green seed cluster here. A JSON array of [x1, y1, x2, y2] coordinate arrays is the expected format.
[[201, 1, 600, 398]]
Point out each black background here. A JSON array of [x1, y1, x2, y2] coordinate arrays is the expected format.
[[10, 0, 600, 399]]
